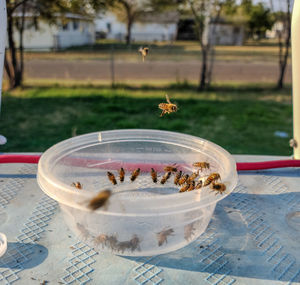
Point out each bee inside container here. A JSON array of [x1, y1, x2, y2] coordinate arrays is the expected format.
[[37, 129, 238, 256]]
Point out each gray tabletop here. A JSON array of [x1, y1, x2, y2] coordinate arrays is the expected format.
[[0, 155, 300, 285]]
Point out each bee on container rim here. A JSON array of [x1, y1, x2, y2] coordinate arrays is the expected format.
[[163, 164, 177, 173], [119, 167, 125, 182], [138, 46, 149, 62], [174, 170, 182, 185], [178, 174, 189, 185], [88, 189, 111, 211], [151, 168, 158, 183], [192, 162, 210, 171], [156, 228, 174, 247], [187, 172, 198, 183], [179, 183, 189, 193], [203, 173, 221, 187], [161, 171, 171, 184], [71, 182, 82, 189], [195, 180, 203, 189], [158, 94, 178, 117], [187, 181, 196, 191], [130, 168, 141, 182], [107, 171, 117, 185], [210, 182, 226, 195]]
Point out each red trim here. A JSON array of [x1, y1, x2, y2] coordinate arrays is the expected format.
[[0, 154, 300, 171]]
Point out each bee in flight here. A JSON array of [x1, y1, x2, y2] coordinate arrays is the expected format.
[[131, 168, 141, 182], [158, 94, 178, 117], [138, 46, 149, 62], [174, 170, 182, 185], [71, 182, 82, 189], [156, 228, 174, 246], [107, 171, 117, 185], [151, 168, 158, 183], [88, 189, 111, 211], [119, 167, 125, 182], [203, 173, 221, 187], [192, 162, 210, 171], [210, 182, 226, 195], [161, 171, 171, 184]]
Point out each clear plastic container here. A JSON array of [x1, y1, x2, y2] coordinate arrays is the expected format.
[[37, 129, 238, 256]]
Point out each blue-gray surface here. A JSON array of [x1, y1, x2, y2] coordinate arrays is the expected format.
[[0, 155, 300, 285]]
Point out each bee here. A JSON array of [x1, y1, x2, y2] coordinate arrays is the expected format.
[[71, 182, 82, 189], [119, 167, 125, 182], [210, 182, 226, 195], [156, 228, 174, 246], [184, 223, 196, 241], [174, 170, 182, 185], [117, 240, 132, 253], [130, 234, 141, 252], [178, 174, 189, 185], [192, 162, 210, 171], [88, 189, 111, 211], [94, 234, 108, 249], [151, 168, 158, 183], [158, 94, 178, 117], [161, 171, 171, 184], [179, 183, 189, 193], [76, 223, 90, 241], [187, 181, 196, 191], [130, 168, 140, 182], [195, 180, 203, 189], [107, 171, 117, 185], [203, 173, 221, 187], [107, 235, 118, 250], [138, 46, 149, 62], [187, 172, 198, 183], [164, 164, 177, 173]]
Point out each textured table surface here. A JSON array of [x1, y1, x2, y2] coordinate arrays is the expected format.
[[0, 155, 300, 285]]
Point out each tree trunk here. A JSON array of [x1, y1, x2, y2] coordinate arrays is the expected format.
[[198, 46, 208, 91], [7, 13, 19, 89], [19, 1, 26, 84], [126, 17, 133, 45], [277, 0, 291, 89]]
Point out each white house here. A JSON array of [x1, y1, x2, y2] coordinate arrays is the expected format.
[[12, 13, 95, 50], [95, 11, 179, 42]]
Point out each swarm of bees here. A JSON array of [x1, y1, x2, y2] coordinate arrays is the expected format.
[[71, 160, 225, 252]]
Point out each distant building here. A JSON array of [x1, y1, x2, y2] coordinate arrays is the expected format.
[[177, 18, 245, 46], [11, 13, 95, 50], [95, 11, 179, 42], [266, 21, 285, 39]]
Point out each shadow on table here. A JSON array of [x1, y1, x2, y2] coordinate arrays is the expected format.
[[124, 191, 300, 283], [0, 242, 48, 269]]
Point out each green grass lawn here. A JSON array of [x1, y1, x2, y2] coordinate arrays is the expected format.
[[0, 82, 293, 155]]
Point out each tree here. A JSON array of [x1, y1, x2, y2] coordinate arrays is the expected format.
[[186, 0, 236, 91], [274, 1, 291, 89], [110, 0, 149, 45], [5, 0, 105, 89], [244, 2, 275, 40]]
